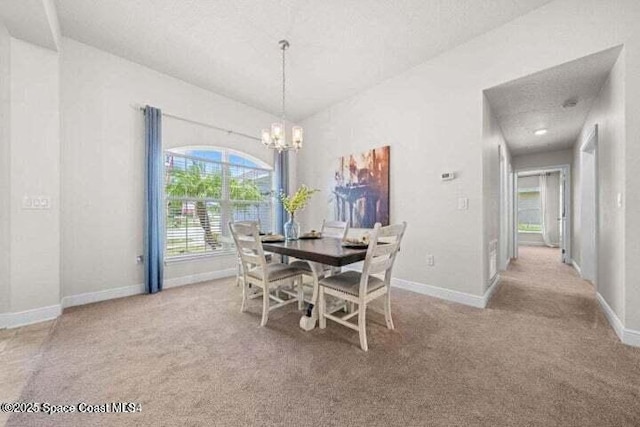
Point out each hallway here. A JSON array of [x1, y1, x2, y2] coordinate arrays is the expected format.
[[492, 246, 598, 323], [485, 246, 640, 424]]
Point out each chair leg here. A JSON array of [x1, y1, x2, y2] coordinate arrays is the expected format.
[[236, 259, 243, 287], [260, 283, 270, 327], [240, 279, 248, 313], [297, 277, 305, 311], [358, 301, 368, 351], [318, 286, 326, 329], [384, 288, 394, 330]]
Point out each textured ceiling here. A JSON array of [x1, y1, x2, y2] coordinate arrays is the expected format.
[[54, 0, 552, 120], [485, 46, 622, 156]]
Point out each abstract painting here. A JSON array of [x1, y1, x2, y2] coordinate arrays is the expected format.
[[333, 146, 390, 228]]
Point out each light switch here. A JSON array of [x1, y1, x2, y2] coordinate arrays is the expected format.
[[457, 197, 469, 210], [617, 193, 623, 208], [22, 195, 51, 210]]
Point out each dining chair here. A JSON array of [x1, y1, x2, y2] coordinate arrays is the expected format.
[[289, 220, 349, 306], [232, 224, 273, 287], [289, 219, 348, 275], [229, 221, 307, 326], [319, 220, 349, 239], [317, 222, 407, 351]]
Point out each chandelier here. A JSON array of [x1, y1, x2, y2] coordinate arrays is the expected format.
[[261, 40, 303, 151]]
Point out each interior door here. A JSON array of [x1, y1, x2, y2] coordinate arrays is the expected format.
[[560, 170, 568, 263], [513, 172, 519, 259], [580, 126, 598, 283]]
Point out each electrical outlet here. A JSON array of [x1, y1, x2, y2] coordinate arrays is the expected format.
[[426, 254, 435, 266]]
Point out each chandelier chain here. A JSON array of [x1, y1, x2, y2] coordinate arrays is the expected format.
[[261, 39, 301, 151], [281, 41, 286, 121]]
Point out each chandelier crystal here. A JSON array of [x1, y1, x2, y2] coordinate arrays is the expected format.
[[261, 40, 303, 152]]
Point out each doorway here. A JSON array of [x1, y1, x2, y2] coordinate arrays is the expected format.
[[514, 165, 571, 264], [579, 125, 598, 284]]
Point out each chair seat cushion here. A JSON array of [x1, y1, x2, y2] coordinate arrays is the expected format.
[[247, 263, 305, 282], [319, 271, 385, 296], [288, 260, 333, 273], [288, 260, 313, 272]]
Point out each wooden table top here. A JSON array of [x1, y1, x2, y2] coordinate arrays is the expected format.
[[262, 237, 368, 267]]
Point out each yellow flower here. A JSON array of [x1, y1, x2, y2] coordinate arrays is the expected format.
[[280, 185, 319, 215]]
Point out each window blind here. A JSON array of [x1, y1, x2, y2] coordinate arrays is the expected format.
[[165, 151, 273, 258]]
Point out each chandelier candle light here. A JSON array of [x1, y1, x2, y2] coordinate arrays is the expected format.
[[261, 40, 303, 151]]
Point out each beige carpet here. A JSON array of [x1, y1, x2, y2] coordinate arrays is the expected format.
[[8, 247, 640, 426]]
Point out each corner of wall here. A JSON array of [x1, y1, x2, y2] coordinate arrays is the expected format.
[[0, 23, 11, 316]]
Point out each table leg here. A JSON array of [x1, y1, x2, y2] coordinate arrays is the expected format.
[[299, 261, 324, 331]]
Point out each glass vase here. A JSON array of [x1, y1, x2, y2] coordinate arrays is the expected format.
[[284, 214, 300, 241]]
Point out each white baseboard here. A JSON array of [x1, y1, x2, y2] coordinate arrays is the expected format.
[[62, 268, 237, 309], [0, 304, 62, 329], [62, 283, 145, 309], [392, 278, 487, 308], [571, 259, 582, 276], [624, 329, 640, 347], [596, 292, 640, 348], [483, 274, 502, 307], [596, 292, 624, 340], [164, 268, 236, 289], [0, 269, 240, 329]]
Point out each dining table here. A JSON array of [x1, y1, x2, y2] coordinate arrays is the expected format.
[[262, 237, 369, 331]]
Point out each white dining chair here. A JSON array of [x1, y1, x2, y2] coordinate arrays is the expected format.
[[289, 219, 348, 275], [288, 220, 349, 307], [319, 220, 349, 239], [229, 221, 307, 326], [317, 222, 407, 351], [232, 223, 273, 288]]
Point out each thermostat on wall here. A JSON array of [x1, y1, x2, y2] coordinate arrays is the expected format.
[[441, 172, 455, 181]]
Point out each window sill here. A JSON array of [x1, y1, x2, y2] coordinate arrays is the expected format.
[[165, 250, 236, 264]]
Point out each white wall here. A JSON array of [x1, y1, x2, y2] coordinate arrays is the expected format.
[[573, 51, 626, 323], [60, 38, 280, 299], [513, 149, 573, 171], [0, 24, 10, 315], [483, 95, 512, 285], [623, 48, 640, 333], [299, 70, 485, 297], [9, 38, 60, 312], [298, 0, 640, 301]]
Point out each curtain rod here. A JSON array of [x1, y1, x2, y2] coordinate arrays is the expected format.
[[137, 106, 261, 142]]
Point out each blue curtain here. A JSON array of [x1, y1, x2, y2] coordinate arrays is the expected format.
[[274, 150, 289, 234], [144, 106, 164, 294]]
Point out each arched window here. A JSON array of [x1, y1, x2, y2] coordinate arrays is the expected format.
[[165, 147, 273, 259]]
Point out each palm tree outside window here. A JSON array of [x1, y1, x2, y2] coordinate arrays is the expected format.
[[165, 148, 273, 259]]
